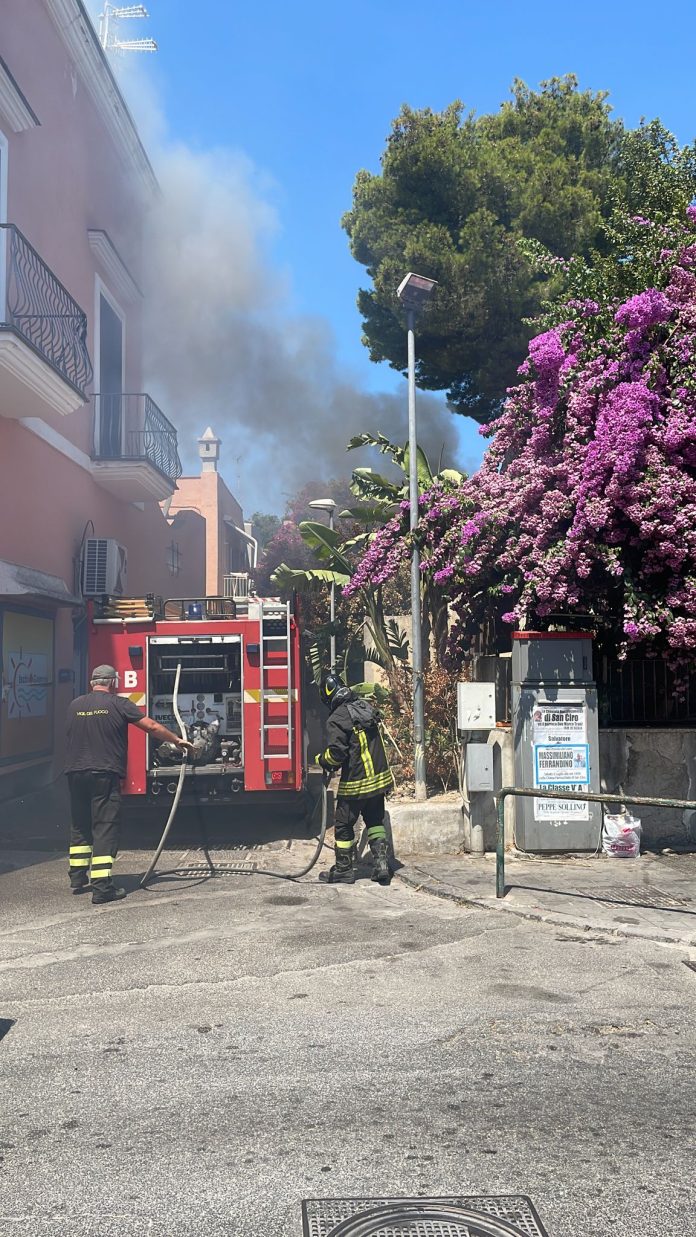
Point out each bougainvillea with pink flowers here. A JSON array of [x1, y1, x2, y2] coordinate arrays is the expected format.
[[345, 208, 696, 671]]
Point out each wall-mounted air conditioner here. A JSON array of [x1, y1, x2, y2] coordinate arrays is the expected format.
[[81, 538, 128, 596]]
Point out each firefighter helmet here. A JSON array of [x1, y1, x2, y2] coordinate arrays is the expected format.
[[321, 671, 350, 708]]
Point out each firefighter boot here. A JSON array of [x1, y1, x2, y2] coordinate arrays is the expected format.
[[325, 843, 356, 884], [70, 873, 89, 894], [370, 838, 391, 885], [92, 886, 127, 905]]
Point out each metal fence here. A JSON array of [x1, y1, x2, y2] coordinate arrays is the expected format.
[[0, 222, 92, 394], [474, 652, 696, 729], [596, 656, 696, 727]]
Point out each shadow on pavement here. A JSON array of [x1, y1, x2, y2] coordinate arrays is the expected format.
[[0, 782, 322, 876], [508, 880, 695, 916]]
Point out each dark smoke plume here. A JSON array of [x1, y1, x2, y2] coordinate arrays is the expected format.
[[88, 9, 461, 510], [142, 146, 459, 509]]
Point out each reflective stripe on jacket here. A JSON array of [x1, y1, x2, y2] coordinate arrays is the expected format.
[[317, 694, 393, 800]]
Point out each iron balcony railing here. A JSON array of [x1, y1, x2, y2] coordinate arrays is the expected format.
[[0, 223, 92, 395], [93, 392, 182, 483], [223, 573, 251, 600]]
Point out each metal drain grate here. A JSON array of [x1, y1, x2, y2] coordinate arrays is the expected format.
[[181, 847, 252, 860], [0, 1019, 16, 1043], [596, 885, 689, 910], [186, 840, 291, 854], [173, 861, 257, 876], [684, 961, 696, 974], [302, 1198, 548, 1237]]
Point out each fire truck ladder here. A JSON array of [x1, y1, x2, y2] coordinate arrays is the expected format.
[[260, 601, 293, 762]]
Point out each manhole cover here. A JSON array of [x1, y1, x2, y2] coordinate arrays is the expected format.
[[302, 1198, 548, 1237], [597, 885, 688, 910]]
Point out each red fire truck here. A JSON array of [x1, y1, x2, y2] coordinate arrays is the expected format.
[[87, 584, 304, 804]]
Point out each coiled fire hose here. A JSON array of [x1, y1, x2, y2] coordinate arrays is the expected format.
[[140, 660, 329, 887]]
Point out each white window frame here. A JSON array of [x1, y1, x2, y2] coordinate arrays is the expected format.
[[93, 274, 126, 454], [0, 128, 9, 319]]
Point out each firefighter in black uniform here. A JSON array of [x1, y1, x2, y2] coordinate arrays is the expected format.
[[64, 665, 191, 904], [316, 672, 394, 885]]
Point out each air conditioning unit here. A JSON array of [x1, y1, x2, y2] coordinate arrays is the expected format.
[[82, 538, 128, 596]]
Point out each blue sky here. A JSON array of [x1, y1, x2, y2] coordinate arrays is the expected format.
[[153, 0, 695, 344], [101, 0, 696, 507]]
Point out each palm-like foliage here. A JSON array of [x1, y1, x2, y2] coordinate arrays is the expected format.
[[270, 433, 465, 680]]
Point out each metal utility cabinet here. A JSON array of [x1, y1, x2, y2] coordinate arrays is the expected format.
[[512, 632, 601, 851]]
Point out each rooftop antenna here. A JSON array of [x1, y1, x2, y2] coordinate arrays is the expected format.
[[99, 4, 158, 54]]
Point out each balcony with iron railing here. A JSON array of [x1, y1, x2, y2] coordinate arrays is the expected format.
[[0, 223, 92, 416], [223, 572, 252, 601], [91, 392, 182, 502]]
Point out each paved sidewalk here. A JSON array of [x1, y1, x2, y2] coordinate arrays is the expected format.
[[395, 850, 696, 947]]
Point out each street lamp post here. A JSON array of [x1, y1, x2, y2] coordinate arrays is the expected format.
[[396, 272, 438, 803], [308, 497, 337, 671]]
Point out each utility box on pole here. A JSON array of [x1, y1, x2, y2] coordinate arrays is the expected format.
[[512, 632, 601, 851], [457, 682, 496, 731]]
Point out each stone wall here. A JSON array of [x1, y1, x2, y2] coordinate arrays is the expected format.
[[600, 729, 696, 847]]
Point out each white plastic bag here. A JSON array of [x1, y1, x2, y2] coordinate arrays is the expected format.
[[602, 810, 642, 858]]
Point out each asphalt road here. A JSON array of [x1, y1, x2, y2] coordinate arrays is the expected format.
[[0, 843, 694, 1237]]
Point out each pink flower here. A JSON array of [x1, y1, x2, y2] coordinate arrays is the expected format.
[[614, 289, 672, 332]]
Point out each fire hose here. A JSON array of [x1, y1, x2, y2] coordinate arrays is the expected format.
[[250, 776, 328, 881], [140, 662, 329, 888], [140, 662, 187, 888]]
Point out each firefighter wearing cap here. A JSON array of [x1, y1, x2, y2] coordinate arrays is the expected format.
[[316, 672, 394, 885], [64, 665, 191, 904]]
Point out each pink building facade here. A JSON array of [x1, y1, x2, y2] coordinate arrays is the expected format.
[[0, 0, 209, 798]]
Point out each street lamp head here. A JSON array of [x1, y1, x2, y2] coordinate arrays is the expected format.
[[308, 498, 337, 513], [396, 271, 438, 312]]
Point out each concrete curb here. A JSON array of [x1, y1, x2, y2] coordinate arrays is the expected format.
[[394, 864, 696, 949]]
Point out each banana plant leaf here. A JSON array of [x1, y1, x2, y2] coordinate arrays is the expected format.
[[338, 505, 397, 524], [350, 468, 404, 503], [403, 443, 434, 489], [271, 563, 350, 591], [340, 531, 372, 551], [296, 521, 353, 575], [308, 641, 323, 686], [347, 432, 406, 467]]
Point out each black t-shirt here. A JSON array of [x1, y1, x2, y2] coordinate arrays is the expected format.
[[64, 691, 144, 777]]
